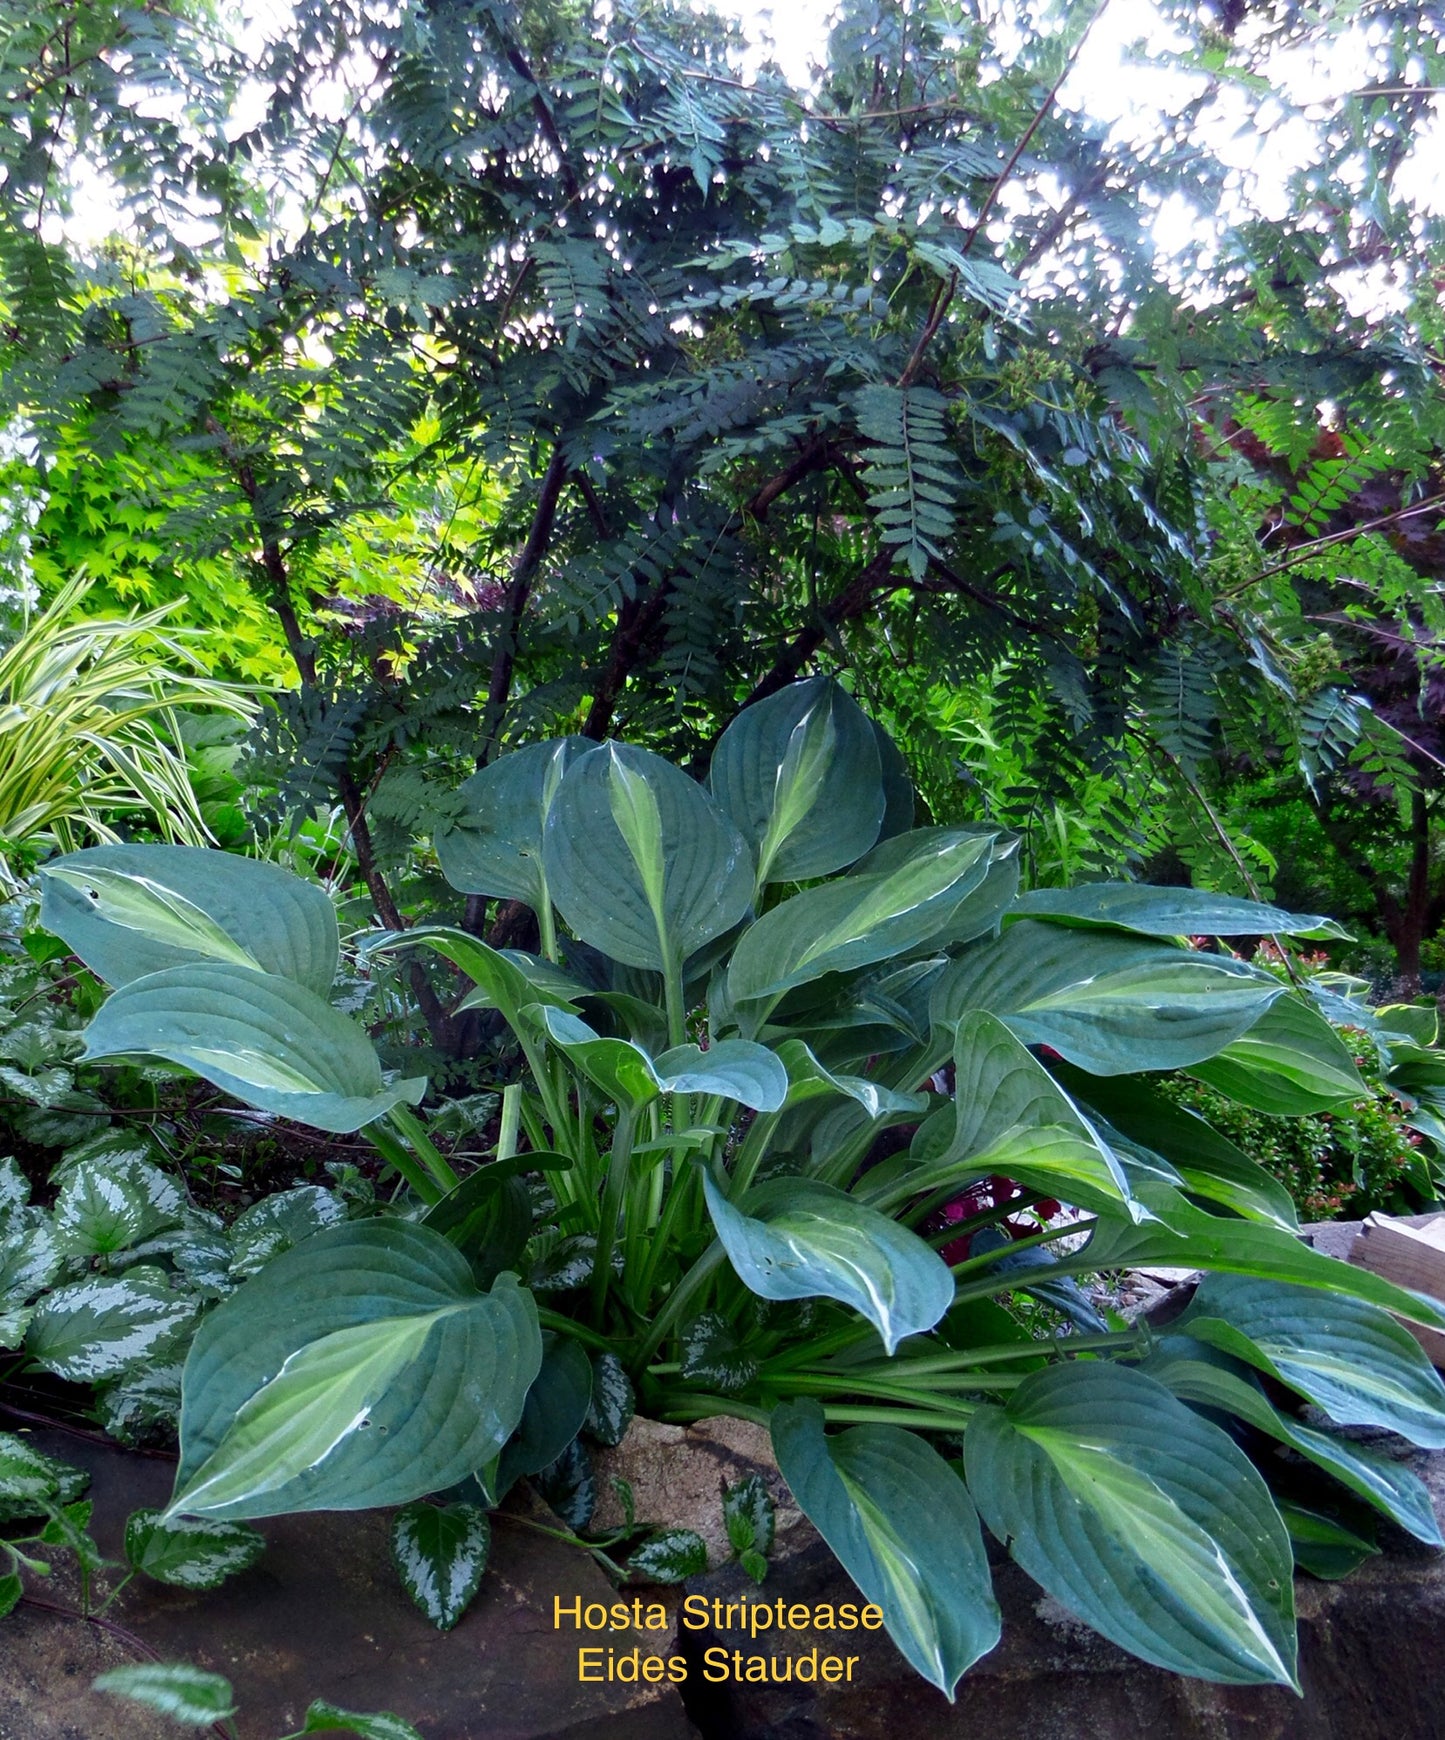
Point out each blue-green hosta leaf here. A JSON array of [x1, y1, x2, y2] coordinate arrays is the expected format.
[[81, 963, 425, 1135], [703, 1173, 953, 1354], [1141, 1336, 1442, 1545], [0, 1205, 61, 1300], [41, 844, 339, 995], [772, 1401, 1000, 1697], [776, 1038, 930, 1121], [1052, 1067, 1299, 1231], [1187, 997, 1365, 1113], [1179, 1275, 1445, 1448], [391, 1500, 490, 1630], [1008, 884, 1349, 941], [375, 926, 581, 1032], [228, 1186, 347, 1279], [653, 1040, 789, 1111], [1086, 1186, 1445, 1329], [125, 1507, 265, 1589], [53, 1152, 185, 1258], [27, 1272, 197, 1383], [544, 742, 754, 972], [300, 1704, 425, 1740], [495, 1331, 594, 1498], [851, 828, 1020, 952], [434, 737, 589, 909], [872, 717, 916, 842], [94, 1663, 236, 1725], [729, 831, 998, 1006], [422, 1168, 532, 1291], [965, 1364, 1298, 1687], [931, 922, 1287, 1075], [708, 677, 885, 889], [531, 1007, 662, 1108], [168, 1222, 541, 1521]]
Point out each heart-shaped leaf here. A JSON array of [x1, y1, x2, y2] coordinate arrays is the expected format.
[[544, 742, 754, 972], [53, 1152, 185, 1258], [708, 677, 885, 889], [81, 963, 425, 1134], [653, 1039, 789, 1111], [1179, 1274, 1445, 1447], [391, 1500, 490, 1630], [703, 1173, 953, 1353], [434, 737, 588, 909], [125, 1507, 265, 1589], [168, 1221, 541, 1520], [41, 844, 339, 995], [494, 1332, 593, 1497], [1008, 884, 1349, 941], [932, 922, 1287, 1074], [772, 1400, 1000, 1697], [965, 1363, 1298, 1687]]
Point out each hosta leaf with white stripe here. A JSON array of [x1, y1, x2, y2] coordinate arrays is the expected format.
[[391, 1500, 490, 1630]]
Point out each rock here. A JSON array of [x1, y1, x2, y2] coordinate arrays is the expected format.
[[0, 1430, 697, 1740], [591, 1416, 815, 1570]]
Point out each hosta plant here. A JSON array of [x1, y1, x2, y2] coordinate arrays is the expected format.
[[33, 679, 1445, 1699]]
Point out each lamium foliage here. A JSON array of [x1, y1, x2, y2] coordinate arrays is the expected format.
[[38, 680, 1445, 1696]]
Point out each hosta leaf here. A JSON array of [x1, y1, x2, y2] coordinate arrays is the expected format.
[[41, 844, 339, 995], [965, 1364, 1298, 1687], [125, 1507, 265, 1589], [27, 1273, 196, 1383], [434, 737, 588, 909], [81, 963, 425, 1134], [379, 927, 580, 1032], [931, 922, 1285, 1074], [544, 742, 753, 972], [423, 1168, 532, 1290], [531, 1007, 662, 1108], [654, 1039, 789, 1111], [228, 1185, 347, 1279], [1187, 997, 1365, 1113], [582, 1351, 635, 1447], [495, 1332, 593, 1496], [1280, 1503, 1378, 1580], [777, 1038, 930, 1121], [53, 1153, 184, 1258], [1179, 1275, 1445, 1448], [626, 1529, 708, 1582], [1140, 1336, 1442, 1545], [703, 1172, 953, 1354], [169, 1222, 541, 1521], [0, 1206, 61, 1300], [94, 1663, 236, 1725], [391, 1500, 490, 1630], [729, 831, 997, 1006], [708, 677, 885, 888], [1008, 884, 1348, 941], [772, 1401, 999, 1697], [301, 1704, 425, 1739]]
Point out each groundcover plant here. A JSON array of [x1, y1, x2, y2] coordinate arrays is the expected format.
[[28, 679, 1445, 1698]]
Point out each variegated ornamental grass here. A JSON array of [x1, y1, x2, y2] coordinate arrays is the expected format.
[[19, 678, 1445, 1698]]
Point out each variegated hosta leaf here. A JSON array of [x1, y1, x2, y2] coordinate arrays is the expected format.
[[228, 1185, 347, 1279], [53, 1152, 185, 1258], [391, 1500, 490, 1630], [125, 1506, 265, 1589], [26, 1271, 197, 1383], [772, 1401, 1000, 1698], [1007, 883, 1349, 941], [169, 1222, 541, 1521], [433, 736, 589, 909]]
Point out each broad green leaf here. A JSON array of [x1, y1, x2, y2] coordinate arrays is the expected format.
[[654, 1039, 789, 1111], [777, 1038, 930, 1121], [1179, 1275, 1445, 1447], [532, 1006, 662, 1108], [1008, 884, 1349, 941], [391, 1500, 490, 1630], [1280, 1502, 1378, 1580], [1377, 1003, 1439, 1047], [434, 737, 587, 909], [1052, 1066, 1298, 1231], [380, 926, 579, 1030], [772, 1401, 1000, 1697], [703, 1173, 953, 1354], [94, 1663, 236, 1725], [229, 1186, 347, 1279], [1187, 996, 1365, 1113], [302, 1704, 426, 1740], [626, 1529, 709, 1581], [544, 742, 753, 971], [27, 1272, 196, 1382], [708, 677, 885, 888], [495, 1332, 593, 1496], [583, 1351, 635, 1447], [0, 1206, 61, 1300], [169, 1222, 542, 1521], [41, 844, 339, 995], [1085, 1185, 1445, 1329], [0, 1573, 20, 1617], [53, 1152, 184, 1258], [872, 716, 916, 842], [966, 1364, 1298, 1687], [1140, 1336, 1442, 1545], [81, 963, 425, 1134], [932, 922, 1286, 1074], [125, 1507, 265, 1589], [422, 1168, 532, 1290], [729, 831, 996, 1005]]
